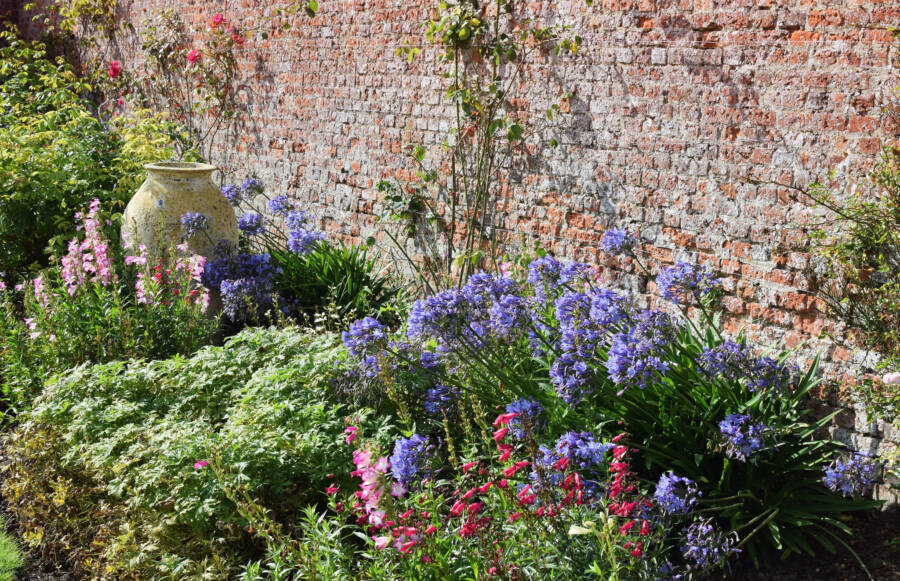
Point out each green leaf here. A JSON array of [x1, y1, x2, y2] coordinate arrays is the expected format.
[[507, 123, 523, 142]]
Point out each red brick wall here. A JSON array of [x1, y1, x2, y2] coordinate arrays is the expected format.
[[19, 0, 900, 357]]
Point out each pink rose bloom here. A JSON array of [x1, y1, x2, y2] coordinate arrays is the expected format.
[[883, 372, 900, 385], [187, 49, 201, 64], [193, 460, 209, 469], [108, 60, 121, 78]]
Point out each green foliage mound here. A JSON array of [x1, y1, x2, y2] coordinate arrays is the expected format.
[[0, 29, 176, 279], [2, 327, 355, 579]]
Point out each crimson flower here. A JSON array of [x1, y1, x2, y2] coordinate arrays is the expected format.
[[187, 49, 201, 63], [108, 60, 121, 78]]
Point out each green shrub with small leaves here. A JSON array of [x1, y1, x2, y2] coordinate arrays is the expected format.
[[2, 326, 370, 579], [0, 29, 176, 280]]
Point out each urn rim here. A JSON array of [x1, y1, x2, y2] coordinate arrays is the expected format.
[[143, 161, 217, 173]]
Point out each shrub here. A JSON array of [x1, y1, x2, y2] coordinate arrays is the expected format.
[[335, 238, 881, 574], [2, 327, 357, 578], [0, 200, 216, 408], [0, 28, 177, 280]]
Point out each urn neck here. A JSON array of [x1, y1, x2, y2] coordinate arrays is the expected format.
[[144, 162, 216, 186]]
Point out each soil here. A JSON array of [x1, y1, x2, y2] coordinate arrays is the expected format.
[[727, 510, 900, 581]]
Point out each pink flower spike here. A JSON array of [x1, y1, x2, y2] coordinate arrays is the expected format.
[[462, 461, 478, 473], [467, 502, 484, 515], [508, 512, 523, 523], [498, 479, 509, 489], [478, 482, 493, 494], [400, 540, 417, 554], [492, 412, 518, 427], [425, 524, 437, 534], [463, 487, 477, 501], [552, 456, 570, 471], [611, 433, 627, 443], [492, 427, 509, 443], [325, 484, 339, 495], [193, 460, 209, 469]]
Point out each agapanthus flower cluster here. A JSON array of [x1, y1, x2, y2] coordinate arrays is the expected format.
[[718, 414, 770, 461], [654, 472, 700, 515], [605, 309, 678, 393], [526, 257, 593, 303], [698, 341, 797, 392], [267, 194, 292, 215], [284, 210, 327, 255], [237, 212, 265, 235], [549, 351, 595, 405], [407, 273, 527, 353], [600, 228, 637, 255], [504, 398, 545, 439], [546, 285, 634, 405], [342, 316, 387, 376], [655, 261, 720, 305], [180, 212, 209, 239], [424, 384, 458, 415], [60, 199, 116, 295], [222, 178, 265, 206], [222, 184, 242, 205], [390, 434, 430, 486], [203, 251, 280, 322], [680, 518, 739, 571], [823, 454, 879, 498], [698, 340, 753, 380]]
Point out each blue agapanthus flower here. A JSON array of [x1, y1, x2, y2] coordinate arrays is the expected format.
[[654, 471, 700, 515], [600, 228, 637, 255], [180, 212, 209, 238], [550, 351, 594, 405], [390, 434, 430, 485], [718, 414, 769, 461], [505, 398, 545, 439], [342, 317, 386, 360], [222, 184, 242, 205], [241, 178, 264, 195], [605, 309, 677, 393], [423, 384, 458, 415], [220, 277, 275, 322], [681, 518, 740, 571], [698, 340, 752, 379], [527, 256, 563, 302], [823, 454, 879, 498], [419, 351, 442, 370], [284, 210, 326, 255], [238, 212, 265, 235], [655, 261, 720, 305], [267, 195, 292, 215]]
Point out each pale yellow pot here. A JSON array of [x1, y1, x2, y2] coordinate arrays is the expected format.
[[122, 161, 238, 259]]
